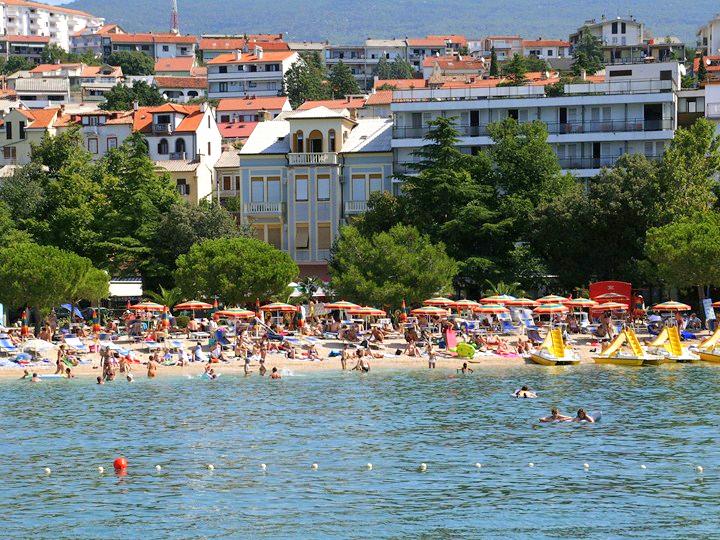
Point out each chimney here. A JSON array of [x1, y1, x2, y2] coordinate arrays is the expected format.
[[254, 45, 263, 59], [346, 96, 351, 102], [258, 109, 271, 122], [133, 100, 139, 111], [200, 101, 208, 112], [235, 49, 242, 60], [580, 69, 587, 81]]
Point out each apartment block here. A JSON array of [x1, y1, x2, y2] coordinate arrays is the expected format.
[[391, 61, 680, 179], [206, 46, 300, 99], [101, 32, 197, 61]]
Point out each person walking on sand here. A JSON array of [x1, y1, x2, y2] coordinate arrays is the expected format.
[[426, 341, 436, 369], [341, 343, 350, 370]]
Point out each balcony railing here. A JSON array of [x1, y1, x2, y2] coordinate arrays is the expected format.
[[244, 201, 284, 215], [344, 200, 368, 214], [288, 152, 338, 166], [294, 250, 311, 262], [317, 249, 331, 261], [558, 153, 663, 170], [393, 118, 673, 139], [169, 151, 187, 160], [153, 123, 173, 134]]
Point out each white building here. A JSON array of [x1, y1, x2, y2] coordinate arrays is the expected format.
[[391, 61, 680, 179], [570, 16, 645, 64], [0, 0, 104, 51], [698, 14, 720, 56], [101, 32, 197, 61], [206, 46, 300, 99], [70, 23, 123, 56], [522, 39, 571, 59]]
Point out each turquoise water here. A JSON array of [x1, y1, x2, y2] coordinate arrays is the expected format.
[[1, 365, 720, 538]]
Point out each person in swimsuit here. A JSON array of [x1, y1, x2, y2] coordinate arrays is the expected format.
[[30, 373, 40, 383], [457, 362, 473, 374], [540, 408, 573, 422], [352, 358, 370, 372], [147, 357, 158, 378], [572, 408, 595, 423], [426, 341, 436, 369], [514, 385, 537, 398], [270, 367, 281, 379], [340, 343, 350, 370], [96, 376, 104, 385]]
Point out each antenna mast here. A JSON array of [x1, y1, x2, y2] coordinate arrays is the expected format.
[[170, 0, 179, 34]]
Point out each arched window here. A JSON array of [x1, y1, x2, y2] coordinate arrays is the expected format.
[[328, 129, 336, 152], [158, 138, 169, 154], [308, 129, 323, 153], [293, 130, 304, 153], [175, 138, 186, 155]]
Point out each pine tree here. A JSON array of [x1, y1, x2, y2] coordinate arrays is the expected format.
[[283, 54, 331, 108], [572, 26, 604, 76], [329, 60, 361, 98], [489, 47, 499, 77], [373, 56, 393, 79], [698, 56, 708, 82]]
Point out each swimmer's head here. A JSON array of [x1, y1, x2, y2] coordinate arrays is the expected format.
[[272, 367, 277, 373], [521, 386, 528, 391], [577, 408, 586, 417], [551, 408, 559, 415]]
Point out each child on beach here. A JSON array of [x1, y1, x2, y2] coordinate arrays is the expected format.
[[426, 341, 436, 369]]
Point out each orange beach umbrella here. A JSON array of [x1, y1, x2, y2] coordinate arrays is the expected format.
[[473, 303, 509, 314], [411, 306, 450, 317], [175, 300, 213, 311], [533, 303, 569, 314], [324, 300, 361, 310], [423, 297, 455, 307], [652, 301, 691, 312], [479, 295, 516, 304], [260, 302, 298, 312], [129, 301, 165, 312], [536, 295, 569, 304], [215, 308, 256, 319]]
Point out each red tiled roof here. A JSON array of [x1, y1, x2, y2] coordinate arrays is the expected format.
[[217, 96, 288, 111], [365, 90, 392, 106], [407, 36, 450, 47], [154, 76, 207, 89], [297, 97, 366, 110], [207, 50, 295, 64], [29, 63, 82, 73], [522, 39, 571, 48], [81, 65, 122, 77], [199, 37, 290, 51], [26, 108, 59, 129], [154, 57, 195, 72], [422, 55, 485, 70], [694, 56, 720, 73], [485, 35, 523, 40], [109, 33, 197, 44], [132, 104, 204, 133], [3, 0, 96, 17], [218, 121, 258, 139], [191, 66, 207, 77], [1, 34, 50, 43], [428, 34, 468, 46], [373, 78, 427, 89]]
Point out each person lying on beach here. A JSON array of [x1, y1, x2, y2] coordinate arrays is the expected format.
[[514, 386, 537, 398], [405, 339, 420, 357], [572, 409, 595, 423], [457, 362, 473, 374], [270, 367, 281, 379], [540, 408, 573, 422], [495, 338, 513, 355], [516, 337, 532, 355]]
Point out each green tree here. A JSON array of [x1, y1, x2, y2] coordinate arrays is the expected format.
[[390, 57, 414, 79], [329, 224, 457, 308], [0, 242, 107, 314], [698, 56, 708, 82], [572, 26, 604, 75], [283, 54, 330, 108], [175, 237, 299, 305], [146, 285, 184, 307], [328, 60, 361, 97], [352, 191, 405, 237], [100, 80, 165, 110], [489, 47, 499, 77], [107, 50, 155, 75], [646, 212, 720, 302], [373, 56, 393, 79], [40, 44, 68, 64], [500, 53, 528, 85], [0, 55, 32, 75]]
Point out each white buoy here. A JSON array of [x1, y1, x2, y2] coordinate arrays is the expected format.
[[98, 466, 104, 474], [260, 463, 267, 471], [528, 462, 534, 468], [418, 463, 427, 472], [207, 464, 214, 471], [311, 463, 319, 470], [475, 463, 482, 469], [155, 465, 162, 471], [640, 464, 647, 470], [366, 463, 373, 470], [44, 467, 51, 475], [696, 465, 704, 473], [583, 462, 590, 469]]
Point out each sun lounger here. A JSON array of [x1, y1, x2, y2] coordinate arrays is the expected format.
[[143, 341, 162, 351], [526, 328, 544, 345], [0, 338, 18, 355], [64, 337, 89, 354], [500, 320, 519, 334]]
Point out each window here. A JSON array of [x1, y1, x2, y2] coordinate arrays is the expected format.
[[251, 177, 264, 202], [207, 142, 211, 156], [219, 66, 227, 74], [609, 69, 632, 77], [235, 176, 241, 190], [351, 174, 366, 201], [294, 130, 304, 152], [162, 45, 169, 52], [5, 121, 11, 140], [611, 21, 618, 34], [369, 174, 382, 193], [18, 121, 25, 139], [328, 129, 336, 152], [296, 224, 310, 250], [295, 175, 308, 201], [87, 138, 98, 154], [208, 115, 211, 128], [660, 70, 672, 81], [252, 226, 264, 241], [158, 138, 169, 154], [175, 138, 186, 155], [317, 223, 331, 250], [222, 175, 232, 190], [156, 114, 171, 125], [107, 137, 117, 150], [177, 179, 190, 195], [621, 22, 626, 33], [317, 175, 330, 201], [267, 177, 281, 202], [267, 226, 282, 249], [219, 82, 228, 92], [3, 147, 16, 160], [220, 114, 230, 122]]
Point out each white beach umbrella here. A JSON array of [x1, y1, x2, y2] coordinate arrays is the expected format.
[[22, 339, 56, 352]]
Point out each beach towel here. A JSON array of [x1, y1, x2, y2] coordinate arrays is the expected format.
[[445, 329, 457, 350]]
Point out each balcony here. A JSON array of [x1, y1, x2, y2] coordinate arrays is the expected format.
[[152, 123, 173, 134], [288, 152, 338, 166], [344, 201, 368, 214], [393, 118, 673, 139], [169, 151, 187, 160], [244, 201, 284, 215], [558, 154, 662, 170]]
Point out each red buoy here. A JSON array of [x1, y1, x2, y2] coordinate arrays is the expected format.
[[113, 457, 128, 470]]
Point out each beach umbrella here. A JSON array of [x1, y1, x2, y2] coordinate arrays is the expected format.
[[260, 302, 298, 312], [592, 302, 629, 311], [713, 301, 720, 308], [175, 300, 213, 311], [22, 339, 55, 352], [400, 298, 408, 322], [129, 301, 165, 312], [346, 306, 386, 317], [565, 298, 598, 308], [423, 297, 455, 306], [453, 299, 481, 310], [324, 300, 360, 310], [595, 292, 627, 301], [91, 308, 101, 333], [652, 301, 691, 312], [411, 306, 449, 317], [479, 295, 516, 304], [473, 303, 509, 314], [161, 306, 170, 328], [20, 309, 29, 337], [536, 295, 569, 304], [505, 297, 539, 307], [215, 308, 256, 319], [533, 303, 569, 314]]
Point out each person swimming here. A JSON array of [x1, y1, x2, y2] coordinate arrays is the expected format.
[[572, 408, 595, 423], [457, 362, 473, 374], [30, 373, 40, 383], [540, 408, 573, 422], [97, 376, 104, 385], [514, 385, 537, 399], [270, 367, 281, 379]]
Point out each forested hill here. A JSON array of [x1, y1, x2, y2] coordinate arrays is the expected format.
[[65, 0, 710, 44]]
